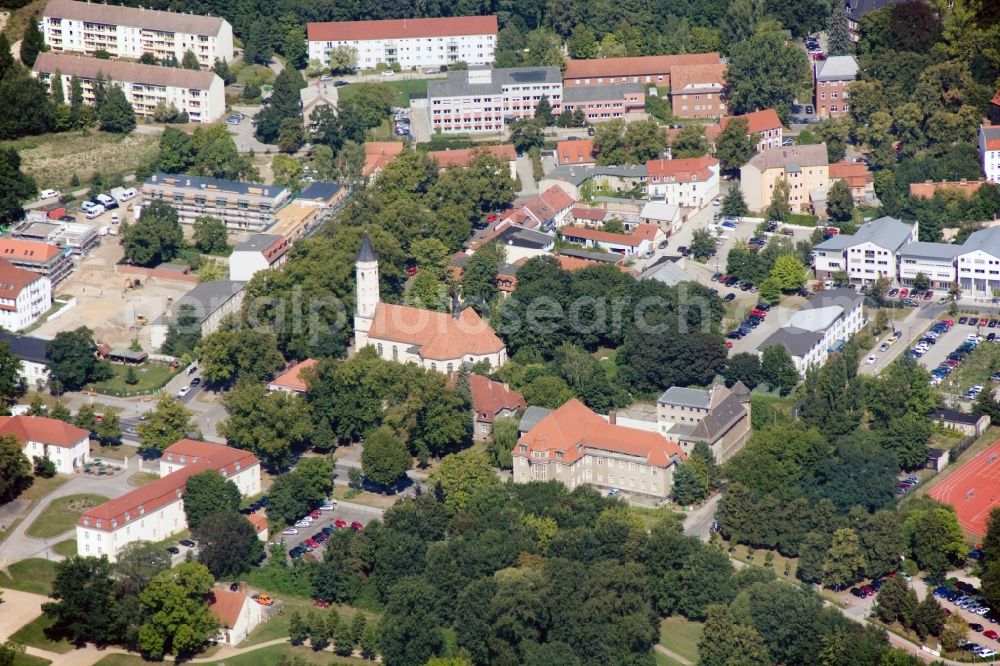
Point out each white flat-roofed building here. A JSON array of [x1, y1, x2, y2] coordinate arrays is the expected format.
[[307, 15, 497, 70], [428, 66, 562, 134], [42, 0, 233, 67], [956, 227, 1000, 298], [33, 53, 225, 123], [77, 439, 260, 561]]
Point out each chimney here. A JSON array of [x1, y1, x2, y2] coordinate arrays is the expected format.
[[608, 410, 617, 425]]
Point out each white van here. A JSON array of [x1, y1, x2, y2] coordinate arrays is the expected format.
[[111, 187, 136, 203], [40, 189, 59, 199], [81, 201, 98, 213], [111, 212, 120, 224], [85, 204, 105, 219], [95, 193, 115, 208]]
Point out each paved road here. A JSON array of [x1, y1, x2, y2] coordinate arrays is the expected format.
[[515, 155, 538, 195], [228, 107, 274, 154], [682, 493, 720, 541], [858, 301, 947, 376], [0, 459, 141, 565]]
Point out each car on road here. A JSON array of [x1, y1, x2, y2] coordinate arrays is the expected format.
[[879, 342, 890, 352], [177, 386, 190, 397], [166, 546, 180, 555], [282, 527, 298, 535], [190, 378, 201, 387], [320, 502, 336, 511], [712, 197, 722, 206], [866, 355, 876, 365], [40, 188, 60, 199]]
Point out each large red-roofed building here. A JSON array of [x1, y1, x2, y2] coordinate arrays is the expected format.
[[0, 414, 89, 474], [562, 53, 722, 88], [307, 15, 497, 70], [513, 399, 685, 500], [77, 439, 260, 561]]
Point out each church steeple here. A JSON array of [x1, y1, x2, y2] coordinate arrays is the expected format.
[[354, 232, 380, 351]]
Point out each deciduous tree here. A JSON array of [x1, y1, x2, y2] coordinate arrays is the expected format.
[[136, 394, 194, 453], [760, 344, 798, 395], [361, 426, 411, 488], [716, 118, 756, 173], [193, 510, 265, 578], [138, 562, 218, 658], [46, 327, 112, 392], [181, 470, 241, 530], [192, 216, 228, 255]]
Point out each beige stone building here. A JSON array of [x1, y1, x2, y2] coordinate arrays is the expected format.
[[740, 143, 829, 214], [513, 399, 685, 501], [656, 383, 751, 464]]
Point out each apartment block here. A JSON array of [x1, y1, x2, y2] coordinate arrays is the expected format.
[[669, 63, 727, 118], [142, 173, 290, 231], [814, 55, 858, 119], [561, 84, 645, 123], [719, 108, 783, 152], [0, 238, 72, 285], [740, 143, 829, 213], [33, 53, 225, 123], [307, 15, 497, 70], [812, 216, 919, 285], [0, 259, 52, 332], [427, 66, 562, 133], [42, 0, 233, 67]]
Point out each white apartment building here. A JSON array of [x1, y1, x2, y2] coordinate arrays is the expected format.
[[0, 258, 52, 332], [758, 288, 865, 377], [77, 439, 260, 561], [42, 0, 233, 67], [956, 227, 1000, 298], [980, 125, 1000, 183], [0, 415, 90, 474], [33, 53, 225, 123], [897, 243, 963, 289], [646, 156, 720, 209], [812, 216, 918, 285], [228, 234, 289, 281], [307, 15, 497, 70], [427, 66, 562, 134]]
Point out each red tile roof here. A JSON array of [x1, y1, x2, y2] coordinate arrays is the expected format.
[[829, 161, 874, 189], [571, 207, 607, 222], [468, 374, 525, 423], [669, 63, 726, 92], [560, 223, 659, 247], [0, 259, 43, 306], [647, 156, 719, 182], [247, 513, 268, 533], [209, 588, 247, 628], [363, 142, 405, 177], [551, 255, 631, 273], [268, 358, 318, 392], [80, 441, 259, 532], [503, 185, 575, 227], [556, 139, 595, 165], [720, 108, 782, 135], [517, 399, 684, 467], [368, 303, 505, 360], [308, 15, 498, 42], [0, 238, 62, 263], [0, 415, 88, 448], [908, 179, 988, 198], [563, 53, 721, 81], [427, 144, 515, 168]]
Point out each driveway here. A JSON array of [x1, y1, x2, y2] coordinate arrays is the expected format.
[[409, 103, 432, 143], [0, 458, 142, 565], [858, 301, 947, 376], [515, 155, 538, 195], [227, 106, 274, 154]]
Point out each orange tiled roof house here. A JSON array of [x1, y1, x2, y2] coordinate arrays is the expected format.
[[513, 399, 686, 500], [353, 234, 507, 373]]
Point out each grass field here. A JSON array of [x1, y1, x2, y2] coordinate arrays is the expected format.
[[9, 614, 74, 654], [946, 342, 1000, 395], [655, 651, 687, 666], [92, 644, 368, 666], [0, 558, 58, 595], [12, 652, 52, 666], [127, 472, 161, 487], [0, 131, 158, 192], [25, 494, 108, 539], [52, 539, 77, 557], [658, 616, 704, 664], [89, 362, 180, 397], [0, 476, 70, 546]]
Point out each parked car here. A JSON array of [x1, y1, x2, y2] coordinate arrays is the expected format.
[[166, 546, 180, 555], [335, 519, 347, 528], [351, 521, 364, 531], [179, 539, 196, 547], [723, 293, 736, 302], [283, 527, 299, 535]]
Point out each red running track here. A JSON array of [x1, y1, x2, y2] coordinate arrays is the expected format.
[[929, 439, 1000, 536]]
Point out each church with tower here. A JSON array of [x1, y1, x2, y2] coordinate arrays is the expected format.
[[353, 233, 508, 373]]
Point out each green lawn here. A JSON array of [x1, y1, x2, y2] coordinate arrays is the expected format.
[[89, 363, 180, 397], [658, 616, 703, 664], [654, 651, 687, 666], [12, 653, 52, 666], [52, 539, 77, 557], [91, 644, 372, 666], [127, 472, 161, 487], [0, 558, 59, 595], [9, 615, 73, 654], [25, 494, 107, 539], [241, 585, 378, 648]]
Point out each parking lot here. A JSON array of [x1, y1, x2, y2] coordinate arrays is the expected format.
[[913, 316, 999, 401], [269, 501, 382, 562]]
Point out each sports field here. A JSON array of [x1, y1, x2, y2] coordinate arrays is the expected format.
[[929, 438, 1000, 535]]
